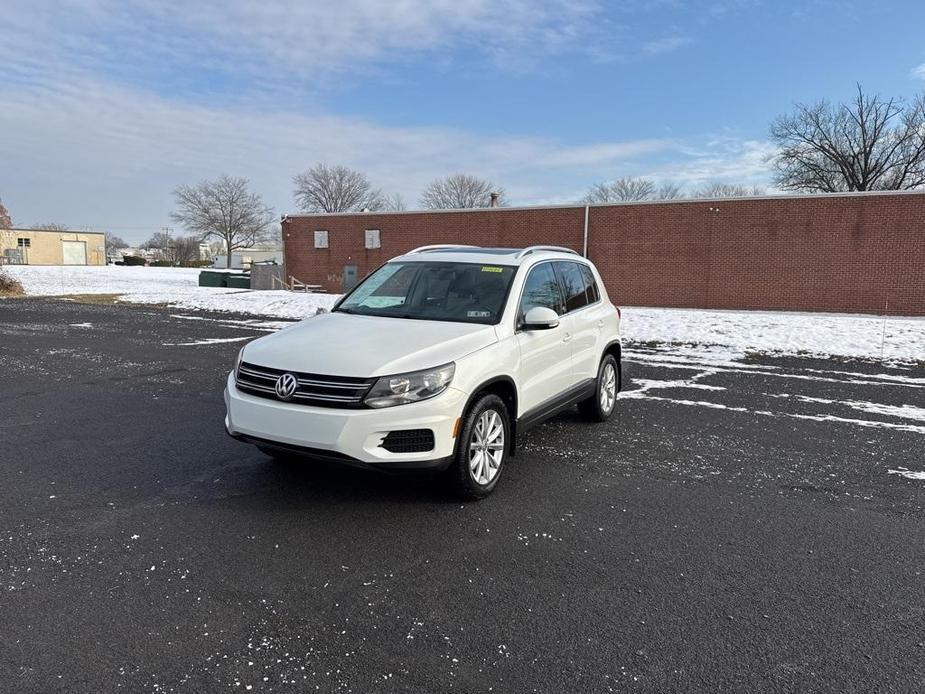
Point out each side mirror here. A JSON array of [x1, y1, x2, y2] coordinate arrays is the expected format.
[[522, 306, 560, 330]]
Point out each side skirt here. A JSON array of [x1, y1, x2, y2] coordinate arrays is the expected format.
[[517, 378, 596, 434]]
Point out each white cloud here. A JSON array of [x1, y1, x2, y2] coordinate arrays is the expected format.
[[0, 75, 680, 240], [641, 36, 692, 56], [2, 0, 614, 85], [912, 63, 925, 80]]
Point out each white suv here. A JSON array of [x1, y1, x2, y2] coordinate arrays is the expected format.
[[225, 245, 622, 499]]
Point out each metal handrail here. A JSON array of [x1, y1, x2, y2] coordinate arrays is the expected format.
[[407, 244, 479, 254], [515, 245, 579, 259]]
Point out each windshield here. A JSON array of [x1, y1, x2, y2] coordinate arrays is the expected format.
[[334, 261, 517, 324]]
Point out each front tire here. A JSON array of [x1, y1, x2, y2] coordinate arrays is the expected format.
[[578, 354, 619, 422], [448, 393, 510, 500]]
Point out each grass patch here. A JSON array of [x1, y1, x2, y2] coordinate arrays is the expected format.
[[0, 269, 25, 296], [52, 293, 124, 305]]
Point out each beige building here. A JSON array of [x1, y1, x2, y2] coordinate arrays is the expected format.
[[0, 229, 106, 266]]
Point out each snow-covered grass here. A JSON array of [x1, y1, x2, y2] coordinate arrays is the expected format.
[[4, 265, 925, 363], [623, 307, 925, 363], [4, 265, 337, 319]]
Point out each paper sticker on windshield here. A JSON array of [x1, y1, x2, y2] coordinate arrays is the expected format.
[[467, 310, 491, 318], [481, 266, 503, 273]]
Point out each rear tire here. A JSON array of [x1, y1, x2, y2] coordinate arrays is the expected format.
[[447, 393, 510, 500], [578, 354, 619, 422]]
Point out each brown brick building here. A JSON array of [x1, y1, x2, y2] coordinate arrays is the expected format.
[[282, 190, 925, 316]]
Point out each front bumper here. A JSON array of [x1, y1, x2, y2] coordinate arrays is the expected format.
[[224, 373, 464, 469]]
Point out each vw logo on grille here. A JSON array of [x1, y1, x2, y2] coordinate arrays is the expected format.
[[274, 373, 299, 401]]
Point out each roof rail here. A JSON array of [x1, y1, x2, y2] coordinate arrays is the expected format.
[[407, 244, 479, 254], [515, 245, 579, 259]]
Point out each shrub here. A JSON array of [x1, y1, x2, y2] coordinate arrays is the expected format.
[[180, 259, 213, 268], [0, 268, 25, 296], [149, 260, 176, 267], [121, 255, 147, 266]]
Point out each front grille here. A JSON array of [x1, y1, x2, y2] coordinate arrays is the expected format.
[[380, 429, 435, 453], [236, 361, 375, 408]]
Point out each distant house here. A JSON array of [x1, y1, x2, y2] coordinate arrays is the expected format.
[[0, 228, 106, 266]]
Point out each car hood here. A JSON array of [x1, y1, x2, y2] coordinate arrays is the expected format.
[[242, 312, 498, 377]]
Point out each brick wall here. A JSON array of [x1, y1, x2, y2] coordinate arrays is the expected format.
[[282, 191, 925, 316]]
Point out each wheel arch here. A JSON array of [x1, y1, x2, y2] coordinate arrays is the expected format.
[[602, 339, 623, 391], [461, 375, 520, 456]]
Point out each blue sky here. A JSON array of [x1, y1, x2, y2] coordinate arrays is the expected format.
[[1, 0, 924, 243]]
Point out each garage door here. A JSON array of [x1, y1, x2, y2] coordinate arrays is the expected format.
[[62, 241, 87, 265]]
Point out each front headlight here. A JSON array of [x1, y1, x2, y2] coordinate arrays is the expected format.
[[364, 362, 456, 408], [234, 348, 244, 378]]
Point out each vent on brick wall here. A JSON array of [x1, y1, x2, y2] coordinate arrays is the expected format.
[[365, 229, 381, 249], [314, 230, 329, 249]]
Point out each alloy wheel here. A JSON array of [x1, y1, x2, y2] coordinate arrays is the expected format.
[[469, 409, 505, 485]]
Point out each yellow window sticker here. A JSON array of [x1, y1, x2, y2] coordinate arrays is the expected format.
[[481, 266, 503, 273]]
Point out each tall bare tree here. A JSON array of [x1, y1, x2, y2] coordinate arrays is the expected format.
[[293, 164, 386, 212], [770, 85, 925, 192], [171, 175, 275, 269], [30, 222, 69, 231], [0, 198, 12, 229], [420, 174, 505, 209], [691, 182, 764, 198]]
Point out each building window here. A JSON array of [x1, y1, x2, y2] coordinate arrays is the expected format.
[[364, 229, 381, 250], [314, 230, 329, 249], [17, 238, 31, 248]]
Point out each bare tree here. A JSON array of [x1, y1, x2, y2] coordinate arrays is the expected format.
[[171, 175, 275, 269], [30, 222, 69, 231], [420, 174, 505, 209], [293, 164, 386, 212], [656, 182, 686, 200], [105, 232, 128, 251], [169, 236, 202, 265], [0, 197, 11, 229], [581, 177, 685, 203], [143, 232, 200, 264], [383, 192, 408, 211], [691, 182, 764, 198], [770, 85, 925, 192]]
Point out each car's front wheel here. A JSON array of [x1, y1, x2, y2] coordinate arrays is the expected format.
[[448, 393, 510, 500], [578, 354, 619, 422]]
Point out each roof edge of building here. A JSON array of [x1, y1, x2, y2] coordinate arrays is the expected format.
[[282, 188, 925, 220]]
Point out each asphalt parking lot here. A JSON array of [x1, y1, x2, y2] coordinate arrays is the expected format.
[[2, 298, 924, 693]]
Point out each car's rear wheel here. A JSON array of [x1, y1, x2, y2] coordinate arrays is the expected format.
[[448, 393, 510, 500], [578, 354, 619, 422]]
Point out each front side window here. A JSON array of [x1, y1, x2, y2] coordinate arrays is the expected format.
[[519, 263, 564, 320], [554, 261, 589, 312], [335, 261, 516, 325]]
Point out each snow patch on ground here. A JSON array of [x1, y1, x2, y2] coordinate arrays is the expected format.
[[888, 468, 925, 481], [622, 307, 925, 363], [4, 265, 338, 319], [5, 265, 925, 362]]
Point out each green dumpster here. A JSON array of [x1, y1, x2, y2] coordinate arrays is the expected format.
[[225, 274, 251, 289], [198, 270, 227, 287]]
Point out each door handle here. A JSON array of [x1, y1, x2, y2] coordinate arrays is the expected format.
[[597, 320, 605, 328], [562, 332, 572, 343]]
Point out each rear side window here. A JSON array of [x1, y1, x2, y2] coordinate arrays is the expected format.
[[554, 262, 589, 312], [578, 263, 600, 304], [520, 263, 564, 318]]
